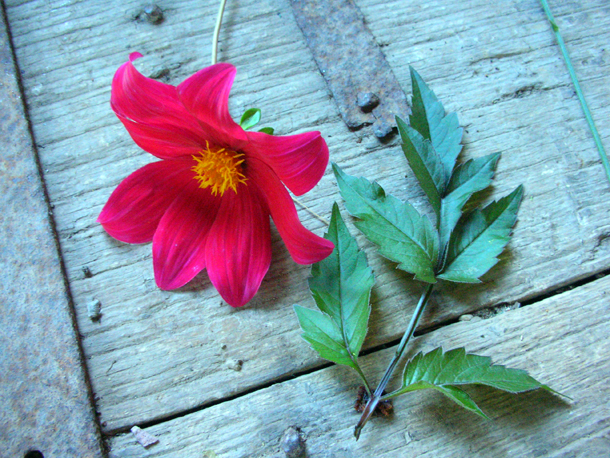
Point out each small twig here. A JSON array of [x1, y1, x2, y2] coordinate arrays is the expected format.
[[539, 0, 610, 185], [211, 0, 228, 65], [293, 196, 330, 225]]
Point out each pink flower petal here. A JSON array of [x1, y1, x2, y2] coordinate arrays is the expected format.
[[114, 113, 203, 159], [177, 63, 247, 149], [153, 180, 220, 290], [111, 54, 222, 158], [98, 159, 194, 243], [248, 158, 334, 265], [103, 55, 334, 303], [245, 130, 329, 196], [204, 185, 271, 307]]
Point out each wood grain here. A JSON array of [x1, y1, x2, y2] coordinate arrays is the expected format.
[[0, 12, 104, 457], [5, 0, 610, 436], [108, 275, 610, 457]]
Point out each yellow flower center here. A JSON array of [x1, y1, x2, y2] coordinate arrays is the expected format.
[[191, 142, 247, 196]]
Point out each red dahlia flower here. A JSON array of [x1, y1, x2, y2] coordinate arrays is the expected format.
[[98, 53, 334, 307]]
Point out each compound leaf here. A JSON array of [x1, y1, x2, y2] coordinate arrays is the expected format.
[[409, 67, 463, 178], [293, 305, 357, 367], [439, 153, 501, 254], [333, 164, 438, 283], [397, 116, 448, 215]]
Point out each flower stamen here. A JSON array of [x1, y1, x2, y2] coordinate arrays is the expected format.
[[191, 142, 247, 196]]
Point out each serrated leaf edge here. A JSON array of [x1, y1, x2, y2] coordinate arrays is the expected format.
[[438, 185, 523, 283], [333, 163, 438, 283]]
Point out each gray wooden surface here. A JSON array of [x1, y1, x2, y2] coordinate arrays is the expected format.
[[3, 0, 609, 456], [108, 274, 610, 457], [0, 8, 104, 458]]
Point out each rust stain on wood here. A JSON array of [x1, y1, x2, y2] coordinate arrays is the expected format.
[[290, 0, 410, 138]]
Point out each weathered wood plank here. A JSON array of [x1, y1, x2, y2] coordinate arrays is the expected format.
[[0, 11, 104, 458], [5, 0, 610, 433], [108, 274, 610, 457]]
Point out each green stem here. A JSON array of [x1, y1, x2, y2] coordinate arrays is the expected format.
[[354, 283, 434, 439], [353, 363, 373, 397], [211, 0, 228, 65], [539, 0, 610, 185], [343, 307, 372, 397]]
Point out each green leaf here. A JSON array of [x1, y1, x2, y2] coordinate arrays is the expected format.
[[409, 67, 463, 178], [293, 305, 358, 367], [239, 108, 261, 130], [392, 347, 553, 417], [439, 153, 501, 254], [333, 163, 438, 283], [397, 116, 448, 215], [438, 185, 523, 283], [258, 127, 274, 135], [294, 204, 374, 369], [435, 385, 489, 419]]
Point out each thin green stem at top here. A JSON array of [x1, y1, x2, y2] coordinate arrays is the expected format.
[[539, 0, 610, 185]]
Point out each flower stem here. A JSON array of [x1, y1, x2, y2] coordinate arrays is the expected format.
[[354, 283, 434, 439], [211, 0, 228, 65], [539, 0, 610, 185]]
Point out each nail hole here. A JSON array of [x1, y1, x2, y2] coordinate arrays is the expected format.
[[24, 451, 44, 458]]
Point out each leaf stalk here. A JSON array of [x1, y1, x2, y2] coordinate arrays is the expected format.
[[354, 283, 434, 439], [353, 363, 373, 397]]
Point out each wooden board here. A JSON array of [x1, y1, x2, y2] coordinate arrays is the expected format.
[[0, 12, 104, 458], [5, 0, 610, 444], [107, 274, 610, 457]]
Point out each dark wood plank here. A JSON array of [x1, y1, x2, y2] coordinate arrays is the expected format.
[[0, 10, 104, 458]]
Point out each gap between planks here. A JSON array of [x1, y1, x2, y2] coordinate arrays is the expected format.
[[108, 272, 610, 457], [103, 266, 610, 439], [5, 0, 610, 437]]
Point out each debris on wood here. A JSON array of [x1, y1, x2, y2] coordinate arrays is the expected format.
[[280, 426, 306, 458], [143, 5, 164, 24], [131, 425, 159, 448], [474, 302, 521, 319], [225, 359, 243, 371], [133, 4, 164, 25], [459, 314, 483, 322], [87, 299, 102, 322], [354, 385, 393, 416]]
